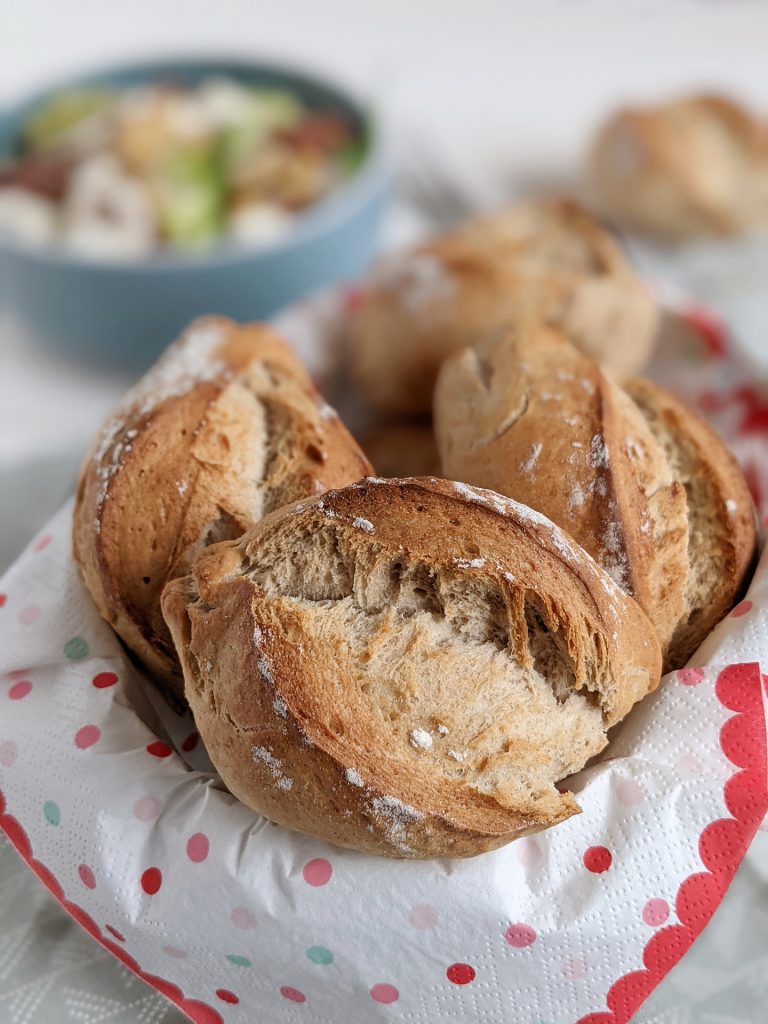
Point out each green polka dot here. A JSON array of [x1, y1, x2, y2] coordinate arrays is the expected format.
[[306, 945, 333, 965], [64, 636, 89, 661], [43, 801, 60, 826], [226, 954, 252, 968]]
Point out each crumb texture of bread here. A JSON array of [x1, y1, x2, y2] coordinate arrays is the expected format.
[[162, 478, 660, 858], [349, 197, 658, 417], [588, 94, 768, 239], [73, 316, 372, 703]]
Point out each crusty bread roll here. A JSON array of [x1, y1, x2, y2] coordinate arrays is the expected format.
[[349, 198, 658, 416], [588, 94, 768, 239], [434, 324, 757, 667], [73, 316, 372, 705], [162, 477, 661, 858], [359, 421, 441, 478]]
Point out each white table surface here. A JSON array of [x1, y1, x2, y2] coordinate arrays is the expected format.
[[1, 3, 768, 1021]]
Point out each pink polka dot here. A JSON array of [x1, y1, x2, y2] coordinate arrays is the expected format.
[[583, 846, 612, 873], [78, 864, 96, 889], [677, 667, 704, 686], [163, 946, 188, 959], [18, 605, 40, 625], [33, 534, 52, 553], [731, 600, 752, 618], [141, 867, 162, 895], [505, 923, 536, 948], [187, 832, 209, 863], [230, 907, 257, 930], [74, 725, 101, 749], [133, 796, 160, 822], [447, 963, 475, 985], [280, 986, 306, 1003], [409, 903, 438, 930], [303, 858, 332, 887], [0, 740, 17, 767], [616, 778, 644, 806], [642, 898, 670, 927], [105, 925, 125, 942], [515, 836, 542, 867], [92, 672, 118, 688], [146, 740, 172, 758], [370, 984, 399, 1004], [562, 958, 587, 980], [8, 680, 32, 700], [676, 754, 701, 773], [216, 990, 239, 1005], [7, 669, 29, 678]]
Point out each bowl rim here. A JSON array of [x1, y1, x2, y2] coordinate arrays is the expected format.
[[0, 52, 389, 273]]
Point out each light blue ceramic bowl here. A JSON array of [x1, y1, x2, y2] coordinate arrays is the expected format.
[[0, 57, 388, 368]]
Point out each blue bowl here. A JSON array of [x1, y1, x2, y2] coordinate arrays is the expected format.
[[0, 57, 388, 368]]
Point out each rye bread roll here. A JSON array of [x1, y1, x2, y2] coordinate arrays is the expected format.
[[434, 323, 757, 667], [588, 94, 768, 239], [162, 477, 661, 858], [349, 198, 658, 417], [73, 316, 372, 705]]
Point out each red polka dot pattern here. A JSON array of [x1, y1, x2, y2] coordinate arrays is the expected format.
[[187, 832, 209, 863], [33, 534, 52, 553], [583, 846, 612, 873], [677, 668, 704, 686], [642, 898, 670, 927], [141, 867, 162, 895], [8, 680, 32, 700], [181, 731, 199, 752], [302, 857, 332, 886], [216, 989, 239, 1004], [370, 983, 399, 1004], [731, 600, 752, 618], [0, 594, 6, 608], [92, 672, 118, 688], [447, 963, 475, 985], [146, 741, 172, 758], [105, 925, 125, 942], [280, 986, 306, 1003], [74, 725, 101, 750]]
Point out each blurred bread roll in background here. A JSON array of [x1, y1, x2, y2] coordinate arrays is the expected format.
[[359, 421, 441, 478], [588, 94, 768, 239], [73, 317, 371, 704], [434, 323, 757, 668], [349, 197, 658, 417], [162, 477, 661, 858]]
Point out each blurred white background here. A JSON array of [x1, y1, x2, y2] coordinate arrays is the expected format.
[[1, 5, 767, 1020]]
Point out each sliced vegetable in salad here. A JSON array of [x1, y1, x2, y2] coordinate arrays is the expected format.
[[0, 76, 366, 258]]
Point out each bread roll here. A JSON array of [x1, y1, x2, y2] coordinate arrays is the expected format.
[[359, 421, 441, 478], [162, 477, 661, 858], [73, 316, 372, 705], [349, 198, 658, 417], [588, 94, 768, 239], [434, 324, 757, 667]]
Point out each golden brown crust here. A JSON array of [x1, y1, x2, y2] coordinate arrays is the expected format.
[[589, 94, 768, 239], [162, 477, 661, 858], [349, 198, 658, 417], [73, 317, 372, 704], [434, 323, 689, 659], [623, 378, 758, 663]]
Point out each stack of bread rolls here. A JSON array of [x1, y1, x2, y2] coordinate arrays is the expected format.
[[74, 197, 757, 859]]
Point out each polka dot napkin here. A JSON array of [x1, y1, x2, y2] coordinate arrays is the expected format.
[[0, 294, 766, 1024]]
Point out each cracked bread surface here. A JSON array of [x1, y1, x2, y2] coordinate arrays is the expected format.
[[349, 197, 658, 417], [162, 477, 661, 858], [434, 324, 756, 667], [72, 316, 372, 704]]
